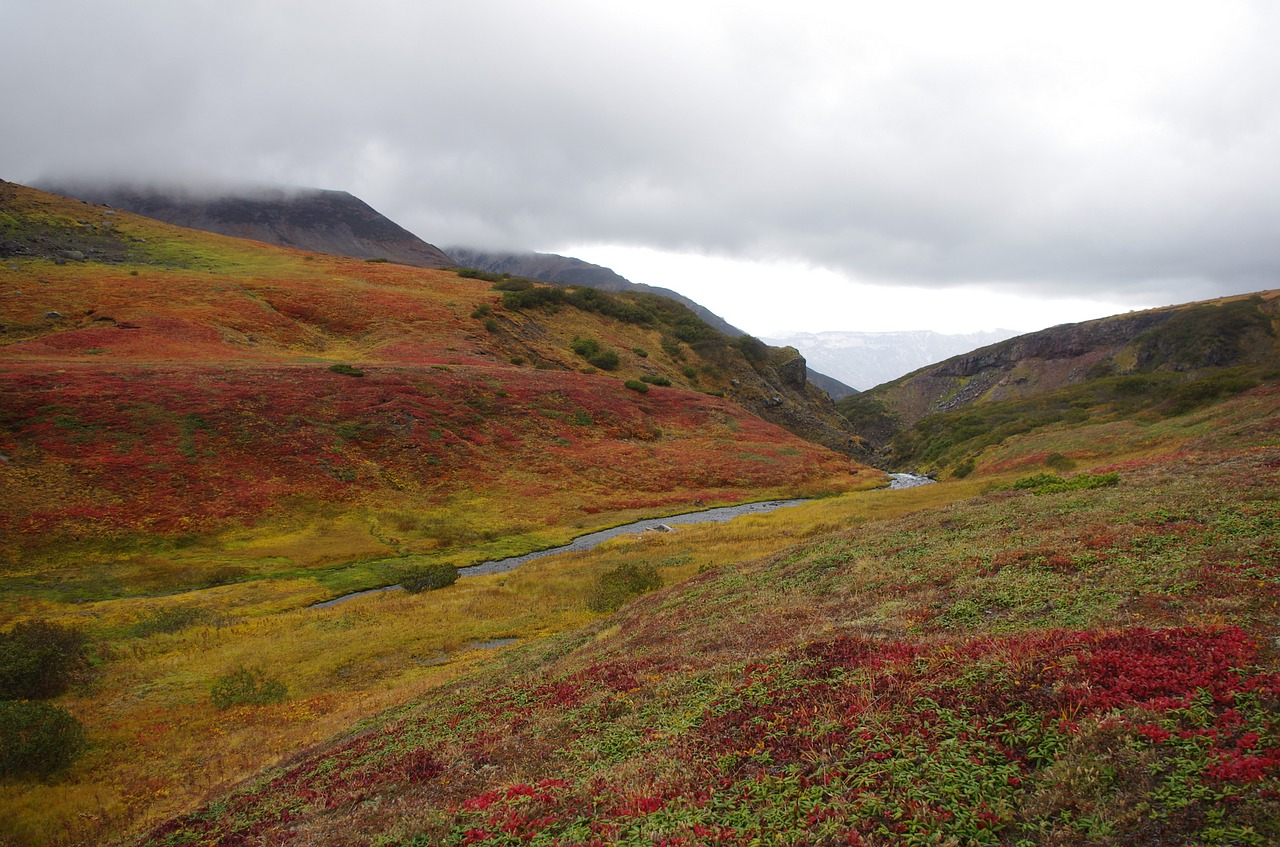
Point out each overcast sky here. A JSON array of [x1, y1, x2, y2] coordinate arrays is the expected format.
[[4, 1, 1278, 334]]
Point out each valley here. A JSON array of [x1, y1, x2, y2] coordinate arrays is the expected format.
[[1, 181, 1278, 847]]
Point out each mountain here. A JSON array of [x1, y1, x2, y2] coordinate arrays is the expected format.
[[447, 248, 743, 337], [36, 181, 457, 268], [6, 180, 1280, 846], [763, 328, 1022, 392], [838, 291, 1280, 472], [453, 248, 859, 399]]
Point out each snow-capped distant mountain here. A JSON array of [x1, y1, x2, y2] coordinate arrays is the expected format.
[[762, 329, 1023, 391]]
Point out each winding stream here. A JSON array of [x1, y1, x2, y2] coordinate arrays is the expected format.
[[311, 498, 809, 609]]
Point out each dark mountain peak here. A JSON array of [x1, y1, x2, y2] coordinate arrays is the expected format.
[[38, 180, 456, 269]]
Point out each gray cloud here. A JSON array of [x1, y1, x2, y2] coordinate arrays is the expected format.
[[4, 0, 1278, 303]]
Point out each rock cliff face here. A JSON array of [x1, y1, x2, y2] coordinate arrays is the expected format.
[[39, 183, 456, 269]]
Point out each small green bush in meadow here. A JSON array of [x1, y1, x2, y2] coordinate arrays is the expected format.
[[632, 347, 648, 358], [400, 563, 459, 593], [587, 350, 619, 370], [328, 363, 364, 377], [570, 338, 600, 358], [587, 563, 662, 613], [640, 374, 671, 386], [0, 701, 86, 778], [0, 620, 90, 700], [210, 667, 288, 709], [624, 379, 649, 393], [1004, 471, 1120, 495]]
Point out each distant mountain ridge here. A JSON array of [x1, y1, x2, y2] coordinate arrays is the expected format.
[[38, 182, 456, 268], [838, 290, 1280, 470], [764, 328, 1022, 391]]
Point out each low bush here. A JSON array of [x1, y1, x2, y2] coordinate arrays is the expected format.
[[624, 379, 649, 393], [632, 347, 648, 358], [210, 667, 288, 710], [570, 338, 600, 358], [0, 701, 86, 778], [586, 563, 662, 613], [400, 563, 459, 593], [0, 620, 90, 700], [640, 374, 671, 386], [328, 363, 364, 377], [1003, 471, 1120, 495], [587, 350, 619, 371]]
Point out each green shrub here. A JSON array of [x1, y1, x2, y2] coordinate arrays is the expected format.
[[0, 701, 86, 778], [587, 563, 662, 613], [951, 459, 975, 479], [633, 347, 648, 358], [210, 666, 288, 710], [624, 379, 649, 393], [0, 620, 89, 700], [364, 257, 389, 263], [570, 338, 601, 358], [1004, 472, 1120, 495], [400, 563, 459, 593], [328, 363, 364, 377], [733, 334, 770, 362], [483, 318, 500, 333], [640, 374, 671, 386], [490, 277, 533, 291], [587, 350, 619, 371], [457, 267, 504, 282], [470, 304, 492, 318], [128, 606, 210, 638]]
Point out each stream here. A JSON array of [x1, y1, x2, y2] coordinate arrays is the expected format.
[[311, 498, 809, 609]]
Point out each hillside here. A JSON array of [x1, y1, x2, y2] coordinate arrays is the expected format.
[[5, 180, 1279, 847], [839, 292, 1280, 473], [132, 360, 1280, 846], [0, 180, 883, 844], [764, 328, 1022, 393], [36, 182, 457, 269], [447, 248, 743, 338]]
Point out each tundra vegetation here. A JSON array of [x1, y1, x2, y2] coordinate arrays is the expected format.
[[1, 183, 1278, 846]]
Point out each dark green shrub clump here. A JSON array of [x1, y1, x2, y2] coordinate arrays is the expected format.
[[210, 666, 288, 709], [1004, 472, 1120, 495], [401, 563, 459, 593], [570, 338, 600, 358], [640, 374, 671, 386], [0, 620, 89, 700], [587, 563, 662, 613], [328, 363, 364, 377], [624, 379, 649, 393], [0, 701, 86, 777], [587, 350, 619, 370]]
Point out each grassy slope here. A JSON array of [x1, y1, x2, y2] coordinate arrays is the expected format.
[[117, 378, 1280, 846], [0, 184, 880, 844]]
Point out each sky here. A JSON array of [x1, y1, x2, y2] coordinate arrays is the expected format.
[[3, 0, 1279, 335]]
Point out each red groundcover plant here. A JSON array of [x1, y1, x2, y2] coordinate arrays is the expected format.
[[145, 625, 1280, 846]]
